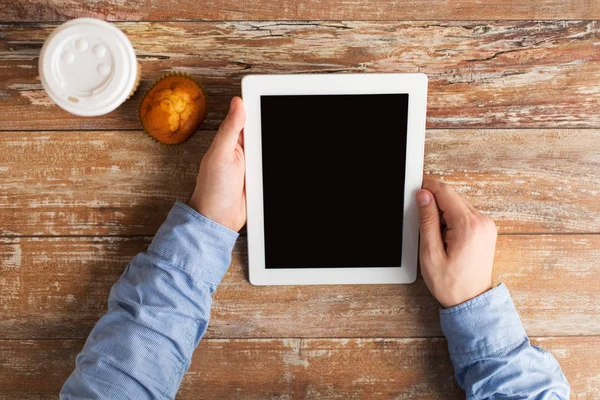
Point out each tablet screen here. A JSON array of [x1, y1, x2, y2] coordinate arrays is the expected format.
[[260, 94, 408, 268]]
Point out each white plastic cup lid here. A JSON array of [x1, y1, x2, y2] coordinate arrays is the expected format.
[[39, 18, 138, 117]]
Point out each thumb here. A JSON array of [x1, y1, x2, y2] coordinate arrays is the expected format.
[[417, 189, 446, 262], [213, 96, 246, 151]]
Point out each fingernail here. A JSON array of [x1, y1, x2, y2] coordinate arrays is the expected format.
[[417, 190, 431, 207], [229, 98, 237, 113]]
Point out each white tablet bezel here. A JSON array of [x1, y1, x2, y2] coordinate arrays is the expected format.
[[242, 73, 427, 285]]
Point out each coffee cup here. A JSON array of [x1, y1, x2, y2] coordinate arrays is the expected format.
[[39, 18, 141, 116]]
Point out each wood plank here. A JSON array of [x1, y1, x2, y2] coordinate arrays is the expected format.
[[1, 337, 598, 399], [181, 338, 463, 399], [1, 235, 599, 339], [0, 131, 212, 236], [1, 21, 599, 130], [426, 129, 600, 234], [1, 129, 599, 236], [1, 0, 599, 22]]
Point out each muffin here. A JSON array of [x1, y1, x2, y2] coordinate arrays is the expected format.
[[139, 74, 207, 144]]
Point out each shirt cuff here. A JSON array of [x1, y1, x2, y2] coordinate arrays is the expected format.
[[440, 283, 527, 368], [147, 201, 239, 287]]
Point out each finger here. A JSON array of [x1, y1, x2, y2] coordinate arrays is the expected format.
[[238, 126, 245, 149], [213, 96, 246, 151], [422, 179, 470, 227], [416, 189, 446, 262], [459, 193, 480, 216], [458, 193, 494, 227]]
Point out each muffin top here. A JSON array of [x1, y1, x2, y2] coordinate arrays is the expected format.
[[140, 75, 207, 144]]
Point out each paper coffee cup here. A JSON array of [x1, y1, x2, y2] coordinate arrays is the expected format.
[[39, 18, 140, 117]]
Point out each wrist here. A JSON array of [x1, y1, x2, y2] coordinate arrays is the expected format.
[[440, 283, 527, 367], [187, 192, 201, 215], [187, 199, 240, 234], [439, 283, 494, 309]]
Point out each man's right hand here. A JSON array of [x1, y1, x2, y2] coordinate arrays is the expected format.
[[189, 97, 247, 232], [416, 179, 498, 308]]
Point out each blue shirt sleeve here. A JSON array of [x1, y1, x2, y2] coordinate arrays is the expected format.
[[440, 283, 570, 399], [60, 202, 238, 400]]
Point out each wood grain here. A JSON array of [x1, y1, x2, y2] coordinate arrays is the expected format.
[[1, 3, 598, 399], [0, 130, 213, 236], [1, 0, 599, 22], [1, 234, 599, 339], [1, 21, 599, 130], [1, 129, 599, 236], [1, 337, 598, 399]]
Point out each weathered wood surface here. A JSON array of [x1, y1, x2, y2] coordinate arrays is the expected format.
[[1, 337, 598, 399], [0, 130, 211, 236], [2, 0, 599, 22], [1, 10, 600, 400], [1, 129, 599, 236], [1, 21, 599, 130], [1, 234, 599, 339]]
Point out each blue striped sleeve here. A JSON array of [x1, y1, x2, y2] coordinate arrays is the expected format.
[[441, 283, 570, 399], [61, 202, 238, 400]]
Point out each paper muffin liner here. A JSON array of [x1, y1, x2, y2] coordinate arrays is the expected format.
[[138, 71, 207, 145]]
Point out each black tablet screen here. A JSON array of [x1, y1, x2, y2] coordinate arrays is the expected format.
[[260, 94, 408, 268]]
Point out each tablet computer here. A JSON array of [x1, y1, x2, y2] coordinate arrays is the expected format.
[[242, 73, 427, 285]]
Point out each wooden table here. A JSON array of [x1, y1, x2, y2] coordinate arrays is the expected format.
[[1, 1, 600, 398]]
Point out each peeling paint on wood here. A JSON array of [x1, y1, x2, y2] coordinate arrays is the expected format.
[[0, 235, 599, 339], [0, 130, 213, 236], [0, 337, 598, 398], [0, 21, 599, 130], [1, 0, 599, 21], [0, 13, 599, 399], [424, 129, 600, 233], [0, 129, 599, 235]]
